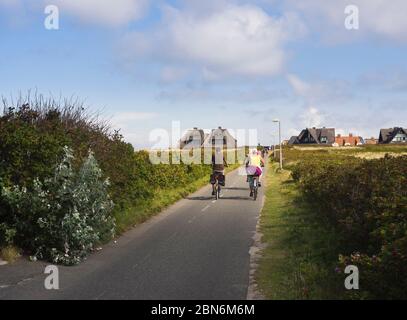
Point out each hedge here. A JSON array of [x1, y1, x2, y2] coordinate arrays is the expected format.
[[291, 155, 407, 299], [0, 95, 212, 264]]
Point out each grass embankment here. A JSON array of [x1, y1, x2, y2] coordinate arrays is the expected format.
[[256, 164, 344, 299], [115, 164, 240, 234], [257, 145, 407, 299]]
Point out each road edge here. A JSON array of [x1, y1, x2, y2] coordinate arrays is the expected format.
[[246, 162, 268, 300]]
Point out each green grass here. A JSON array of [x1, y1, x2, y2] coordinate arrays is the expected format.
[[256, 164, 345, 299], [114, 164, 240, 234], [278, 144, 407, 168]]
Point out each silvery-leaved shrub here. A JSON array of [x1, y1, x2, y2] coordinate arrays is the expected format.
[[2, 147, 115, 265]]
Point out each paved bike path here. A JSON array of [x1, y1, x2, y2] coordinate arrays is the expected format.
[[0, 166, 265, 300]]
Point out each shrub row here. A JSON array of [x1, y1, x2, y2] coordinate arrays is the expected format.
[[291, 155, 407, 299], [0, 96, 211, 264]]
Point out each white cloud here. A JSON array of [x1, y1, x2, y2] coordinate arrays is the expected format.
[[50, 0, 149, 26], [287, 74, 351, 106], [122, 4, 306, 78], [280, 0, 407, 42], [286, 74, 311, 97], [300, 107, 325, 128], [160, 66, 189, 83]]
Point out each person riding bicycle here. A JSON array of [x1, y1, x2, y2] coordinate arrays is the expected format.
[[245, 149, 265, 197], [211, 147, 228, 195]]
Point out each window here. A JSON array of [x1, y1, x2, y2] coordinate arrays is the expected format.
[[321, 136, 328, 143]]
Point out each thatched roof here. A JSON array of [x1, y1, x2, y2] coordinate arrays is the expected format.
[[296, 127, 336, 144], [202, 127, 237, 149], [379, 127, 407, 144], [179, 127, 206, 149]]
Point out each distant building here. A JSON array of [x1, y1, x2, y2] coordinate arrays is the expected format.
[[379, 127, 407, 144], [292, 127, 336, 145], [202, 127, 237, 149], [288, 136, 299, 145], [334, 133, 364, 147], [179, 127, 208, 149], [364, 137, 378, 145]]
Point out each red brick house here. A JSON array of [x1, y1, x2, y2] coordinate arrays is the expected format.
[[364, 137, 378, 145], [334, 133, 364, 146]]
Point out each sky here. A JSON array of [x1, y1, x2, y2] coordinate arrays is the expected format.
[[1, 0, 407, 148]]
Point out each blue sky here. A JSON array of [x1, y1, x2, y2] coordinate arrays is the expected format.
[[1, 0, 407, 148]]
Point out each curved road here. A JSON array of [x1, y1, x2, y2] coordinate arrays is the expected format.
[[0, 166, 265, 300]]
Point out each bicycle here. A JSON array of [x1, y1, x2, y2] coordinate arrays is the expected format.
[[248, 175, 259, 201], [252, 176, 259, 200], [211, 172, 224, 200], [214, 177, 221, 200]]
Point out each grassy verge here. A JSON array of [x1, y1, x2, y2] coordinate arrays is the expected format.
[[115, 164, 240, 234], [256, 163, 345, 299]]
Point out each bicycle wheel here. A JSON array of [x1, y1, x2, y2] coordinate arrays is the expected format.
[[253, 178, 258, 200]]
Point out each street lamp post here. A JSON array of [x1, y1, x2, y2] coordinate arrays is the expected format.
[[273, 119, 283, 170], [273, 136, 277, 159]]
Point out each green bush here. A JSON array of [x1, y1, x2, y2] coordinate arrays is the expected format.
[[291, 155, 407, 299], [0, 223, 16, 246], [1, 147, 115, 265], [0, 94, 215, 263], [0, 98, 140, 209]]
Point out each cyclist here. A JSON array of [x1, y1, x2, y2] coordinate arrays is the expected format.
[[245, 149, 265, 197], [211, 147, 228, 195]]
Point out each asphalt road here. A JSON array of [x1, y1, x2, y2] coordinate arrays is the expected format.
[[0, 166, 265, 300]]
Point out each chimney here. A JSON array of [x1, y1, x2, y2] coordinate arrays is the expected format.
[[337, 134, 341, 138], [218, 126, 222, 130], [349, 133, 353, 137], [193, 127, 198, 130]]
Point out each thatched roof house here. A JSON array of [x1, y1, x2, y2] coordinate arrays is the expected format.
[[179, 127, 208, 149], [293, 127, 336, 145], [202, 127, 237, 149], [379, 127, 407, 144]]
